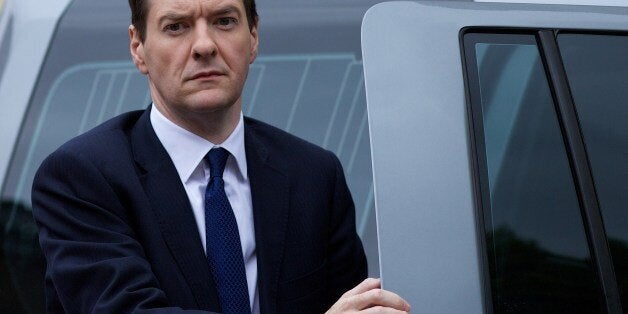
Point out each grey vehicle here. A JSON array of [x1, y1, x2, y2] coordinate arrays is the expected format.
[[0, 0, 385, 312], [363, 1, 628, 313], [1, 0, 627, 313]]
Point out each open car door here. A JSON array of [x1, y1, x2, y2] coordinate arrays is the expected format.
[[362, 1, 628, 313]]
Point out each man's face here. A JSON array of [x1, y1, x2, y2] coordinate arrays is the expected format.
[[129, 0, 258, 120]]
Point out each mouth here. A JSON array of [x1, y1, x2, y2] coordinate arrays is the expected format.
[[189, 71, 225, 81]]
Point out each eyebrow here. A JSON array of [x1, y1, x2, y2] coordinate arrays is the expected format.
[[156, 5, 242, 25], [157, 12, 192, 25], [212, 5, 242, 17]]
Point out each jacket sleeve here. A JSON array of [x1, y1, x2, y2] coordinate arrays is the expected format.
[[31, 149, 209, 314], [325, 153, 368, 306]]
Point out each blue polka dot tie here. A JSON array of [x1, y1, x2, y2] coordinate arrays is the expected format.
[[204, 147, 251, 313]]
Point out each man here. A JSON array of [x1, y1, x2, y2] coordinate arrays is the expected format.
[[32, 0, 410, 312]]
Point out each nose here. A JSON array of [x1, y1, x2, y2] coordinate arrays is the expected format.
[[191, 22, 217, 60]]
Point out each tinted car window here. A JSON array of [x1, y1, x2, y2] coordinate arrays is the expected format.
[[0, 0, 382, 312], [558, 33, 628, 306], [464, 33, 603, 313]]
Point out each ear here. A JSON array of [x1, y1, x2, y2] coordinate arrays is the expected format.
[[129, 25, 149, 74], [249, 21, 259, 64]]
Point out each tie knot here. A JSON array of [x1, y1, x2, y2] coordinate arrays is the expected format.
[[205, 147, 230, 178]]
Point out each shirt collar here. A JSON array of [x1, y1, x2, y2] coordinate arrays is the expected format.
[[150, 104, 248, 183]]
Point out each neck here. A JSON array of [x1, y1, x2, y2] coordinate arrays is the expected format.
[[153, 102, 241, 144]]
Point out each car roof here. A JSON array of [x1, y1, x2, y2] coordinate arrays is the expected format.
[[475, 0, 628, 7]]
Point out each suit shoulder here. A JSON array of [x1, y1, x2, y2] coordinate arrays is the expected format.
[[244, 117, 340, 173], [44, 110, 144, 167], [245, 117, 335, 158]]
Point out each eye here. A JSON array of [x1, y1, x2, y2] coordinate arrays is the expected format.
[[163, 22, 187, 34], [216, 17, 238, 29]]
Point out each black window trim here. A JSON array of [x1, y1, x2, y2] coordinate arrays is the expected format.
[[537, 29, 622, 314], [460, 26, 624, 314], [460, 29, 540, 314]]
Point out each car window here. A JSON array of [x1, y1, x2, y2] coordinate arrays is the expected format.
[[558, 33, 628, 307], [464, 32, 604, 313]]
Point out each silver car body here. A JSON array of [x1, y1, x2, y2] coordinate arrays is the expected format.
[[363, 1, 628, 313]]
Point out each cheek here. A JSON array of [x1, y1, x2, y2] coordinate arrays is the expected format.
[[146, 42, 188, 74], [229, 48, 252, 73], [221, 35, 254, 69]]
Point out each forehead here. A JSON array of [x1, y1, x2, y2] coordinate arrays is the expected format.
[[147, 0, 245, 17]]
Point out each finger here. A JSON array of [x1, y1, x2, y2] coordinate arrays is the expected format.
[[343, 278, 381, 297], [350, 288, 411, 312], [362, 306, 409, 314]]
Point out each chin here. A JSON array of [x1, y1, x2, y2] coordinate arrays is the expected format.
[[185, 93, 239, 114]]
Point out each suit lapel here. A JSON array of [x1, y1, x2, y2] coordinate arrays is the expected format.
[[245, 120, 290, 314], [131, 109, 220, 310]]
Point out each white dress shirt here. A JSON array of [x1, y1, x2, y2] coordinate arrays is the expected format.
[[150, 105, 259, 313]]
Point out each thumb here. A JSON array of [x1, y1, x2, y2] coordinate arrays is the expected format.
[[342, 278, 381, 297]]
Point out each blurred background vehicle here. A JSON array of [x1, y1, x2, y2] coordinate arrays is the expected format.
[[0, 0, 391, 312]]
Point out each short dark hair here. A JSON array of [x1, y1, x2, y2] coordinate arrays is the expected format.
[[129, 0, 258, 42]]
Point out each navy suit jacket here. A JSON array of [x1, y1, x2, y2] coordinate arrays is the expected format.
[[32, 108, 367, 313]]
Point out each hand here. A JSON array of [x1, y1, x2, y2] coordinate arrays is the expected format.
[[326, 278, 411, 313]]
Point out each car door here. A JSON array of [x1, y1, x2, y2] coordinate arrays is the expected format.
[[363, 1, 628, 313]]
